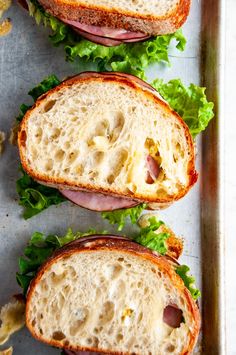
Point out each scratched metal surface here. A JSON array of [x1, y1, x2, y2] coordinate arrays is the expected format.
[[0, 0, 225, 354]]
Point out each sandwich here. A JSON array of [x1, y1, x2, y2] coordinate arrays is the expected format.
[[15, 215, 201, 354], [15, 72, 214, 220], [18, 0, 188, 78], [17, 71, 198, 216], [31, 0, 190, 42]]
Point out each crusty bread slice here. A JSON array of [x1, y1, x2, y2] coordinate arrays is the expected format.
[[18, 72, 197, 205], [26, 236, 200, 355], [38, 0, 191, 35]]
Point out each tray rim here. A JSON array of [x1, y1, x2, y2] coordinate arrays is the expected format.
[[201, 0, 226, 353]]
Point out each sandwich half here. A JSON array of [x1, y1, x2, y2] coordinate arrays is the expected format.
[[25, 235, 200, 355], [18, 72, 197, 212], [26, 0, 191, 46]]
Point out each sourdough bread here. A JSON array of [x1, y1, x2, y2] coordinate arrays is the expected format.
[[26, 236, 200, 354], [38, 0, 191, 35], [18, 72, 197, 205]]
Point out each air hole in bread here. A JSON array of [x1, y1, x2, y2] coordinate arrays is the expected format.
[[45, 159, 53, 171], [105, 264, 123, 279], [55, 149, 65, 161], [107, 148, 128, 183], [137, 281, 143, 288], [32, 318, 36, 327], [107, 174, 115, 184], [33, 127, 42, 144], [99, 302, 115, 324], [52, 331, 66, 341], [116, 333, 123, 342], [86, 336, 99, 347], [69, 317, 87, 336], [64, 141, 71, 149], [50, 271, 66, 285], [110, 111, 125, 143], [137, 312, 143, 323], [165, 344, 176, 352], [44, 100, 56, 113], [50, 128, 61, 139], [75, 164, 84, 175], [93, 151, 104, 164], [68, 151, 78, 164]]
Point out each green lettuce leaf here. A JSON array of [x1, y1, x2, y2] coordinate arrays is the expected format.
[[16, 75, 65, 219], [28, 0, 186, 79], [16, 74, 60, 123], [16, 166, 66, 219], [101, 204, 146, 231], [152, 79, 214, 137], [17, 220, 201, 301], [16, 228, 105, 294], [134, 216, 169, 255], [176, 264, 201, 300]]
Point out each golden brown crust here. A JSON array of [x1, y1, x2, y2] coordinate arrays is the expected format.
[[38, 0, 191, 35], [26, 236, 200, 354], [18, 72, 197, 205]]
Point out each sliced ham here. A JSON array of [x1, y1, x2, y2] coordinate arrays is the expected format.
[[146, 155, 160, 184], [163, 305, 183, 328], [64, 352, 101, 355], [17, 0, 29, 10], [73, 28, 123, 47], [60, 19, 150, 46], [60, 189, 139, 211], [61, 19, 149, 40]]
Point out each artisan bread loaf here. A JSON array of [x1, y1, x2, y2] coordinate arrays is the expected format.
[[18, 72, 197, 204], [26, 236, 200, 354], [38, 0, 191, 35]]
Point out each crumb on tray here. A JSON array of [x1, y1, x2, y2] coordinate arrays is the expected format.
[[0, 131, 6, 155]]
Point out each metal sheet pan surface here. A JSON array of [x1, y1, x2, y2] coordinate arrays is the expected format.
[[0, 0, 225, 353]]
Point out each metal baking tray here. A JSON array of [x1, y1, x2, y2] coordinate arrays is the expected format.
[[0, 0, 225, 353]]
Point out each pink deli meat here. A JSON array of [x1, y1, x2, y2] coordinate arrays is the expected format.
[[60, 19, 150, 46], [60, 190, 139, 211]]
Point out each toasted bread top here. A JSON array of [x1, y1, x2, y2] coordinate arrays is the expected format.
[[38, 0, 191, 35], [26, 236, 200, 354], [18, 72, 197, 205]]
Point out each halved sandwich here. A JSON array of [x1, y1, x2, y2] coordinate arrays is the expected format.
[[17, 0, 189, 78], [34, 0, 190, 44], [18, 72, 197, 214], [25, 235, 200, 355]]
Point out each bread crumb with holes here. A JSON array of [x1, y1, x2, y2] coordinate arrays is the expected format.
[[0, 131, 6, 155]]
